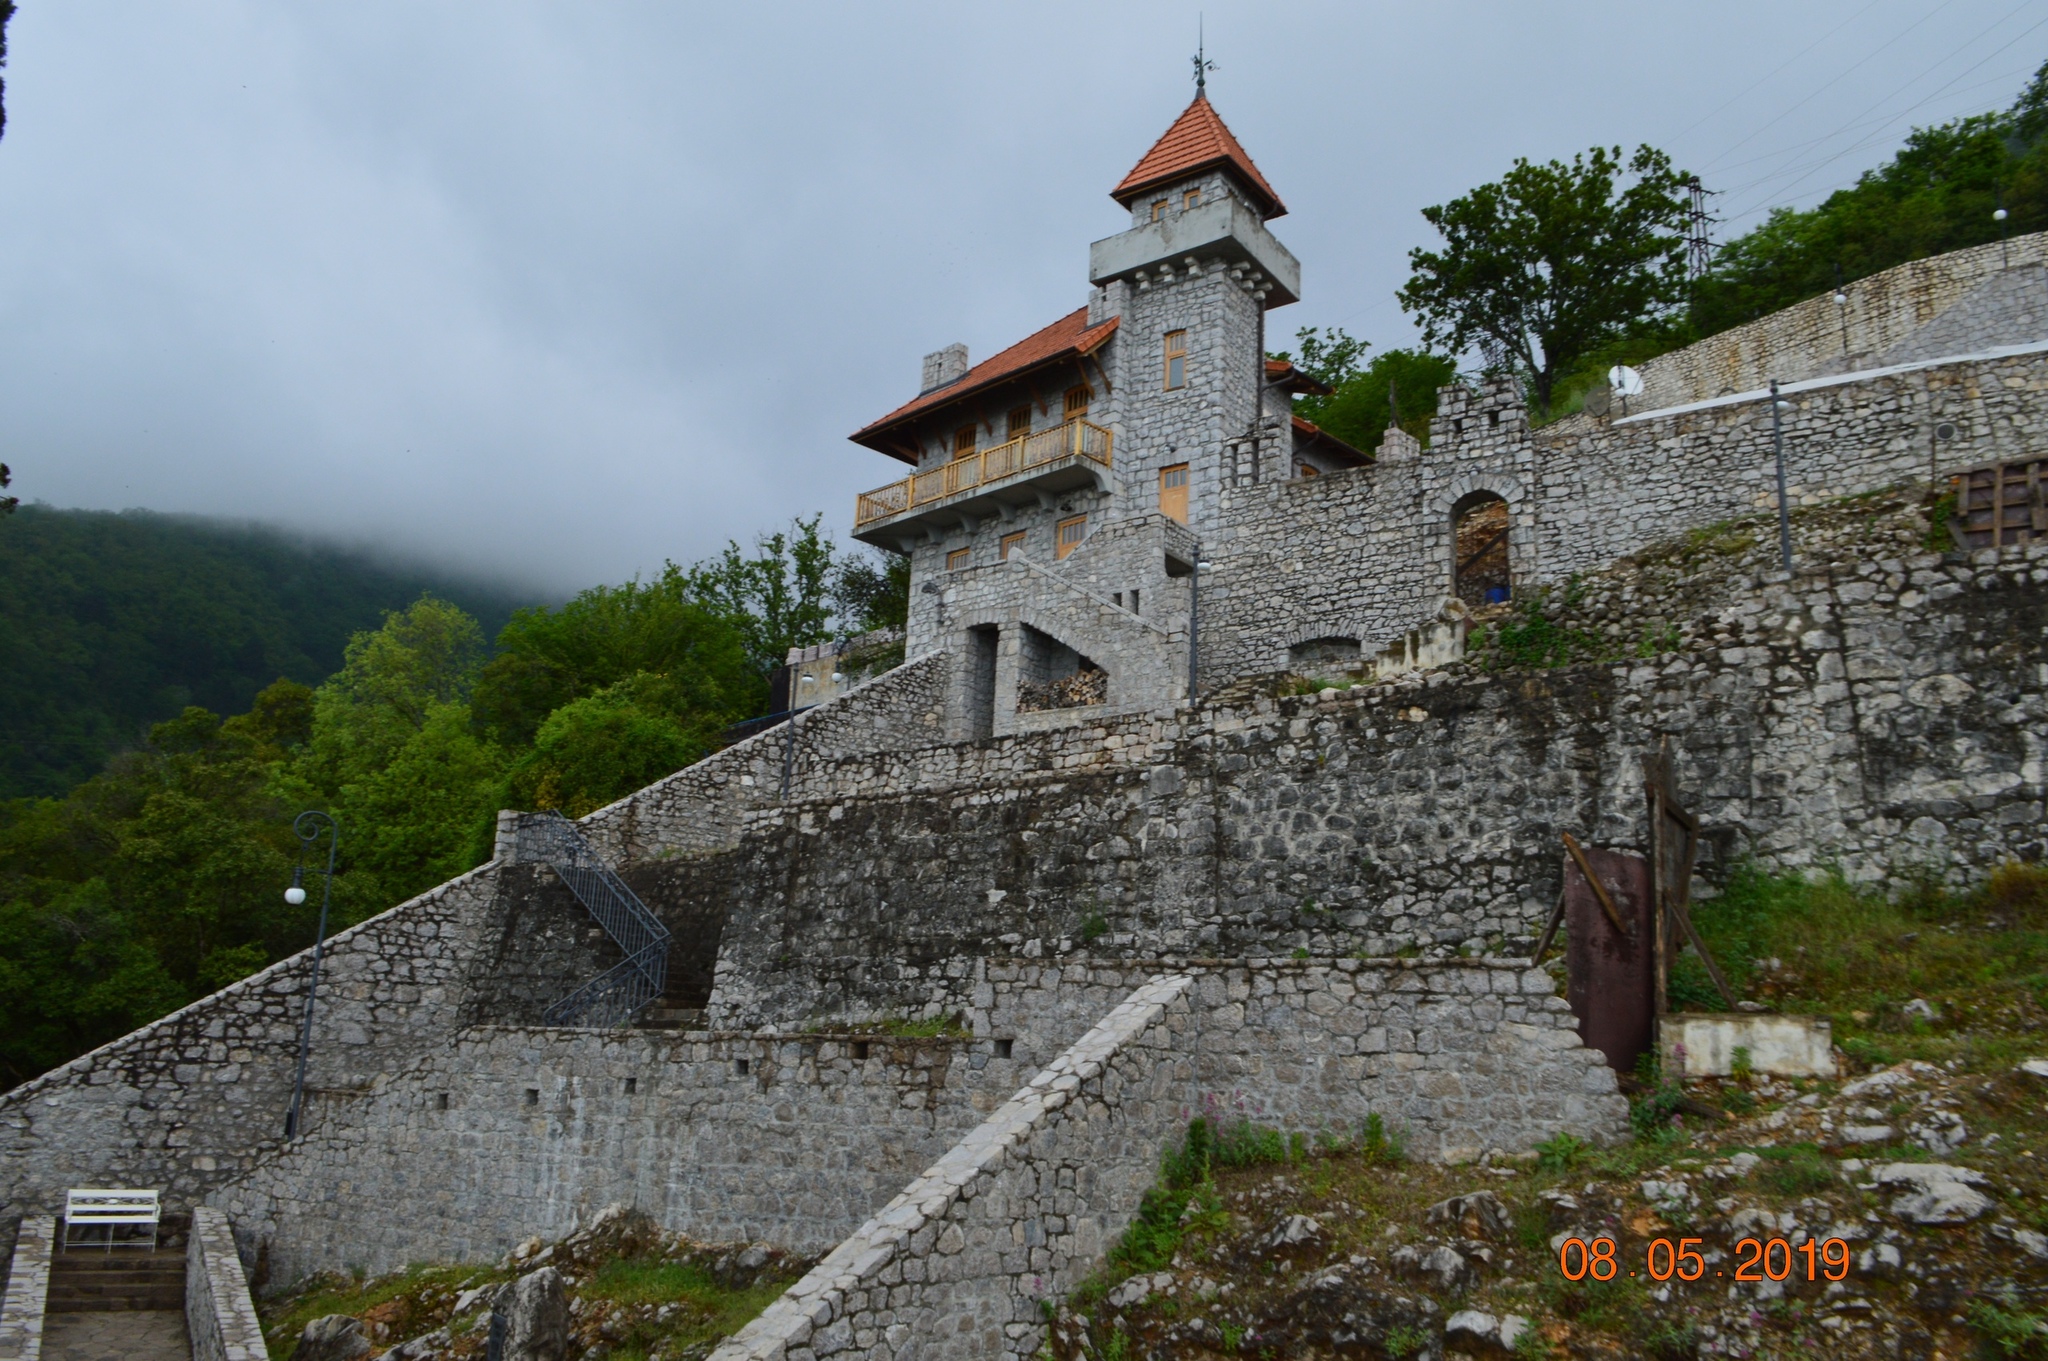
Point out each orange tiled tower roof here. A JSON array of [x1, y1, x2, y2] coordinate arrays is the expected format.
[[1112, 93, 1285, 219]]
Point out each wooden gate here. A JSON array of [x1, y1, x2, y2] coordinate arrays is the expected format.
[[1950, 457, 2048, 550]]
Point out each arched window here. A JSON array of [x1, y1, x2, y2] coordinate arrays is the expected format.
[[1452, 491, 1512, 607]]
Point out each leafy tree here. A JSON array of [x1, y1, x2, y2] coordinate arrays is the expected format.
[[831, 548, 910, 636], [502, 674, 720, 819], [0, 506, 526, 798], [685, 516, 836, 678], [1691, 60, 2048, 335], [0, 464, 16, 516], [1399, 144, 1693, 414], [1275, 327, 1459, 451], [472, 564, 754, 746]]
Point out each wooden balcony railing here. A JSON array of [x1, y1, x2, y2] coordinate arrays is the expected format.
[[855, 419, 1113, 528]]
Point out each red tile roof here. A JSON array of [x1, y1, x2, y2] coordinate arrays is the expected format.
[[1265, 358, 1331, 397], [850, 309, 1119, 462], [1293, 414, 1370, 466], [1113, 94, 1285, 219]]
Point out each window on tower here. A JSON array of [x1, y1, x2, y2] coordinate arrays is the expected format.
[[954, 425, 977, 459], [1064, 385, 1092, 419], [1163, 330, 1188, 390], [1056, 515, 1088, 559], [947, 548, 970, 571], [1151, 199, 1168, 222], [1000, 531, 1027, 560], [1184, 188, 1201, 210], [1007, 407, 1031, 441]]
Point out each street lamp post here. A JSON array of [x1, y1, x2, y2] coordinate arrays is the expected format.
[[282, 810, 339, 1139], [1769, 380, 1794, 576]]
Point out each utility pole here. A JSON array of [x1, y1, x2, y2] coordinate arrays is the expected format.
[[1770, 380, 1793, 575]]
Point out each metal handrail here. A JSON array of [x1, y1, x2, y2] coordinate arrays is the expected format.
[[523, 812, 671, 1028], [854, 418, 1113, 527]]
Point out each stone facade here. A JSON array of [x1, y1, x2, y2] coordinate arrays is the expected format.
[[186, 1207, 264, 1361]]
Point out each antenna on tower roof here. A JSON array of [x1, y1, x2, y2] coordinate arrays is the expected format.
[[1192, 16, 1215, 91]]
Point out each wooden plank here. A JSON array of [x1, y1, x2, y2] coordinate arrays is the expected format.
[[1563, 832, 1630, 937]]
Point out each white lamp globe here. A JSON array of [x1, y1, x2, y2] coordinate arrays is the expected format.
[[284, 885, 307, 906]]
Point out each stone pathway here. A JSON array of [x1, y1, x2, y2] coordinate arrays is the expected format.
[[43, 1310, 189, 1360]]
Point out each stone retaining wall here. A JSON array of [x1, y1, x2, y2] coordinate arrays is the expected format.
[[0, 1216, 51, 1361], [201, 957, 1617, 1285], [185, 1208, 264, 1361], [1199, 346, 2048, 683], [708, 975, 1199, 1361], [702, 535, 2048, 1028]]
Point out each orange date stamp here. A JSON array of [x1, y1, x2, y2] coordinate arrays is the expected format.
[[1555, 1235, 1854, 1283]]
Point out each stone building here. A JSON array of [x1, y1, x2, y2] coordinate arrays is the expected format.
[[3, 90, 2047, 1361], [849, 92, 1366, 738]]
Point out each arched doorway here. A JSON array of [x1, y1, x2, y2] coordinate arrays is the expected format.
[[1452, 491, 1512, 608]]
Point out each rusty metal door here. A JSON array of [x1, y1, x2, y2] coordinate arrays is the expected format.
[[1564, 844, 1655, 1076]]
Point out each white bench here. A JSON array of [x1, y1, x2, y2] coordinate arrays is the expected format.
[[61, 1188, 160, 1252]]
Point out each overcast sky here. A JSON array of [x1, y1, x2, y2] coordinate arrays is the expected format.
[[1, 2, 2040, 596]]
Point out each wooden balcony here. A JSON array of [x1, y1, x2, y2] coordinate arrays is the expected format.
[[854, 419, 1113, 544]]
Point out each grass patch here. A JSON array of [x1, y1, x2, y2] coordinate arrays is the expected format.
[[578, 1255, 798, 1354], [1471, 582, 1610, 671], [804, 1012, 969, 1038], [1668, 861, 2048, 1069], [260, 1263, 510, 1356]]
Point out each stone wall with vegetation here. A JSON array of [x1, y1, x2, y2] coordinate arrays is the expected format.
[[1199, 343, 2048, 684], [701, 507, 2047, 1028]]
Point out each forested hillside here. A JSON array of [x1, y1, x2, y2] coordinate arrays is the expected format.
[[0, 512, 904, 1090], [0, 506, 534, 798]]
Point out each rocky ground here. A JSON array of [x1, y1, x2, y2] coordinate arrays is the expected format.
[[263, 1205, 809, 1360], [1040, 1056, 2048, 1361]]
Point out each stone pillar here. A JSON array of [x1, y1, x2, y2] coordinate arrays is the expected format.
[[0, 1215, 54, 1361], [990, 622, 1023, 738], [1377, 426, 1422, 462]]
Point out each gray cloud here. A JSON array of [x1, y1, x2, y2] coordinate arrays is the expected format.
[[0, 1, 2035, 593]]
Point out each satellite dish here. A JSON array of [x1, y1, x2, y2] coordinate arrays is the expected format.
[[1609, 365, 1645, 397]]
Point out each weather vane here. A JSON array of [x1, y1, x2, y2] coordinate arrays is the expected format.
[[1192, 17, 1215, 91]]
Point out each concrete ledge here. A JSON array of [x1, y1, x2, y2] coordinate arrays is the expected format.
[[1660, 1013, 1837, 1079], [186, 1208, 265, 1361], [0, 1216, 54, 1361]]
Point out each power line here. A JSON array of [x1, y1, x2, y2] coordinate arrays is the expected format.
[[1694, 0, 1967, 174], [1665, 0, 1890, 145]]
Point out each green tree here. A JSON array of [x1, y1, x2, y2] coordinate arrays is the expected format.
[[1276, 328, 1459, 451], [0, 464, 16, 516], [472, 564, 754, 746], [685, 516, 836, 678], [502, 674, 719, 819], [280, 598, 506, 915], [831, 548, 910, 636], [1399, 144, 1693, 414]]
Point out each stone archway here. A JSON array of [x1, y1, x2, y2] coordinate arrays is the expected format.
[[1452, 490, 1512, 608]]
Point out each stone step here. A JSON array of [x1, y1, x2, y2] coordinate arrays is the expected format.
[[637, 1005, 707, 1031], [49, 1247, 186, 1312]]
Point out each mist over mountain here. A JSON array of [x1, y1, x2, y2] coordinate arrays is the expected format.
[[0, 504, 544, 797]]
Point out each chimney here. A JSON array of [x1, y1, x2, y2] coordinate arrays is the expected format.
[[920, 344, 969, 393]]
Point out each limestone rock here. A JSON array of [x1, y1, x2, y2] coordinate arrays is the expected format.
[[291, 1315, 371, 1361], [492, 1266, 570, 1361], [1262, 1213, 1323, 1251], [1445, 1309, 1500, 1349], [1872, 1163, 1993, 1224], [1425, 1191, 1512, 1241], [2018, 1058, 2048, 1081]]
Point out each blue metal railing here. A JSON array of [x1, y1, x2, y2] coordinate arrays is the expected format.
[[523, 812, 671, 1029]]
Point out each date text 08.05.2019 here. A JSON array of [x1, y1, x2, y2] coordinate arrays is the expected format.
[[1556, 1236, 1852, 1283]]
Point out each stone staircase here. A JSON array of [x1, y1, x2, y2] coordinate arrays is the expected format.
[[46, 1244, 185, 1312]]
